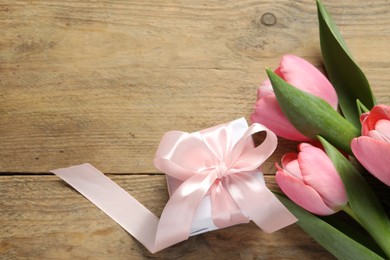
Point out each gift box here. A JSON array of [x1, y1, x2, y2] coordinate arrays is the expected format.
[[167, 171, 266, 236], [160, 117, 255, 237], [52, 118, 296, 253]]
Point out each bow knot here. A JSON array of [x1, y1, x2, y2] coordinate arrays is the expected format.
[[214, 161, 230, 180]]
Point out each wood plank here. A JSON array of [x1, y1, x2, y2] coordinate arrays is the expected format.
[[0, 175, 334, 259], [1, 0, 389, 173], [1, 1, 389, 259]]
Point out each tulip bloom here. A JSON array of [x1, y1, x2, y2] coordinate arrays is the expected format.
[[351, 105, 390, 186], [276, 143, 347, 215], [250, 54, 338, 141]]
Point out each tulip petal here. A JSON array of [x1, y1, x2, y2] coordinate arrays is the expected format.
[[362, 105, 390, 135], [368, 129, 390, 143], [351, 137, 390, 186], [298, 143, 348, 209], [373, 119, 390, 142], [280, 153, 302, 179], [281, 152, 298, 167], [276, 169, 336, 215], [250, 95, 310, 141], [278, 55, 338, 110], [257, 80, 274, 99]]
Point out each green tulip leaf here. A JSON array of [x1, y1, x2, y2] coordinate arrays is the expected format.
[[357, 99, 370, 116], [323, 214, 387, 258], [275, 194, 384, 260], [317, 0, 375, 127], [319, 136, 390, 258], [267, 69, 359, 154]]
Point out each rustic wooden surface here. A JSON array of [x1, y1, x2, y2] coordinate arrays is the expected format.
[[1, 0, 389, 259]]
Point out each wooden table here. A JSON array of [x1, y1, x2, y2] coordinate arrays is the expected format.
[[1, 1, 389, 259]]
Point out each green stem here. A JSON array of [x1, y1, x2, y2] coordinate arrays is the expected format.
[[343, 204, 390, 258], [343, 204, 362, 226]]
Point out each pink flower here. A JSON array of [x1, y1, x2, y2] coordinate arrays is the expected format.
[[250, 54, 338, 141], [351, 105, 390, 186], [276, 143, 348, 215]]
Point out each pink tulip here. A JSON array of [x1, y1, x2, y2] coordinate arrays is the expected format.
[[250, 54, 338, 141], [275, 143, 348, 215], [351, 105, 390, 186]]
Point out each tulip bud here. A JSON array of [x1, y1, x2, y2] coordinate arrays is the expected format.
[[276, 143, 347, 215], [351, 105, 390, 186], [250, 54, 338, 141]]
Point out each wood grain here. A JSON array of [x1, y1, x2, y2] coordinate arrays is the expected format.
[[0, 175, 334, 260], [1, 0, 389, 259], [1, 0, 389, 173]]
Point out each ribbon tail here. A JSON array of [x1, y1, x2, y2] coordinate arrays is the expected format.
[[51, 163, 160, 253], [51, 163, 218, 254], [153, 171, 217, 251], [210, 180, 248, 228], [227, 173, 297, 233]]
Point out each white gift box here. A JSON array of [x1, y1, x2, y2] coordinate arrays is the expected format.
[[166, 173, 266, 236], [164, 118, 265, 235]]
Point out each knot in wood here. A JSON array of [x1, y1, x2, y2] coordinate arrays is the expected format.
[[261, 12, 277, 26]]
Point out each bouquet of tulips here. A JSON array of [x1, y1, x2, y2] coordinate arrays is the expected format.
[[251, 1, 390, 259]]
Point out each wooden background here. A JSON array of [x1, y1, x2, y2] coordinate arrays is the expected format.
[[1, 0, 389, 259]]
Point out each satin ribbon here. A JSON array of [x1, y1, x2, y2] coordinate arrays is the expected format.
[[51, 118, 297, 253]]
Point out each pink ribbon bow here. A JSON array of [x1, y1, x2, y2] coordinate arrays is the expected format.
[[51, 118, 296, 253]]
